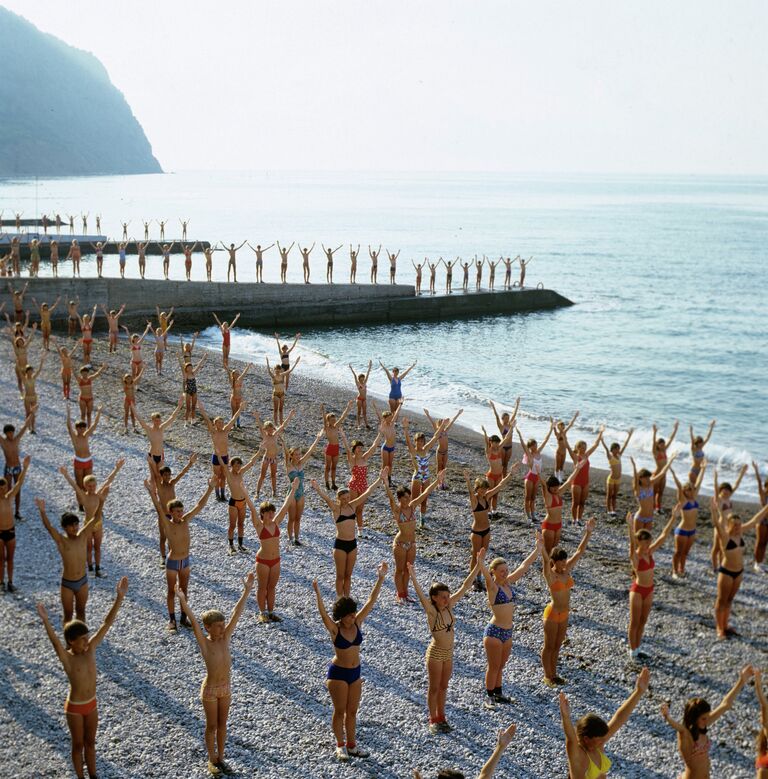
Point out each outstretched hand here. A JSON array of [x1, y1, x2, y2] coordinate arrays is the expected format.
[[636, 666, 650, 693], [497, 722, 516, 748], [377, 561, 389, 579], [243, 572, 255, 591], [116, 576, 129, 597], [36, 602, 48, 620]]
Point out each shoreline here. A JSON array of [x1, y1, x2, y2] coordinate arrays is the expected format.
[[1, 331, 764, 777]]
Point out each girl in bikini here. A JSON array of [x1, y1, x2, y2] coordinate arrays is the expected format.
[[480, 427, 514, 516], [489, 399, 520, 477], [629, 454, 677, 532], [266, 357, 299, 426], [89, 241, 105, 277], [464, 467, 519, 591], [56, 341, 79, 400], [122, 323, 152, 378], [752, 461, 768, 573], [274, 332, 301, 389], [282, 432, 323, 545], [212, 312, 240, 369], [181, 241, 198, 280], [652, 421, 679, 512], [311, 474, 383, 597], [711, 496, 768, 639], [559, 669, 649, 779], [219, 450, 261, 554], [403, 416, 446, 526], [312, 562, 387, 762], [552, 412, 579, 481], [136, 241, 149, 278], [321, 401, 354, 490], [688, 420, 716, 483], [408, 553, 483, 734], [339, 429, 382, 535], [601, 429, 634, 516], [755, 668, 768, 779], [77, 305, 98, 364], [540, 462, 587, 553], [711, 465, 748, 571], [197, 402, 246, 502], [424, 408, 463, 489], [22, 355, 45, 433], [152, 320, 173, 375], [564, 429, 605, 525], [0, 457, 29, 592], [251, 479, 298, 623], [479, 537, 541, 707], [669, 463, 707, 579], [348, 360, 372, 429], [121, 368, 144, 434], [540, 520, 594, 687], [626, 505, 678, 659], [255, 411, 294, 498], [77, 365, 106, 427], [179, 330, 198, 365], [32, 296, 61, 350], [99, 304, 126, 354], [383, 469, 443, 603], [178, 352, 207, 424], [379, 360, 416, 413], [516, 421, 554, 523], [374, 401, 403, 486], [227, 362, 252, 427], [661, 665, 753, 779]]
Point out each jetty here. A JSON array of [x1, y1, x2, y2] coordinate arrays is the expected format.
[[0, 277, 572, 329], [0, 234, 210, 259]]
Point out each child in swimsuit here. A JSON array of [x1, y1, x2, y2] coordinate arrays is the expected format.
[[220, 451, 260, 554], [710, 465, 748, 571], [176, 573, 253, 776], [600, 429, 634, 516], [688, 420, 715, 483], [517, 421, 554, 522], [424, 407, 463, 489], [403, 416, 446, 526], [255, 411, 294, 498], [282, 433, 323, 545], [540, 465, 586, 553], [630, 454, 677, 533], [669, 464, 707, 578], [375, 402, 403, 485], [37, 577, 129, 779], [753, 460, 768, 573], [321, 401, 353, 491], [489, 399, 520, 478], [0, 457, 30, 591], [213, 312, 240, 369], [340, 429, 382, 535], [482, 427, 514, 516], [651, 421, 679, 512], [349, 360, 372, 429]]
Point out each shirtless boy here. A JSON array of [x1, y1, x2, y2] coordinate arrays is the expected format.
[[66, 405, 101, 494], [37, 577, 129, 779], [135, 396, 184, 481], [147, 454, 197, 565], [1, 415, 31, 519], [321, 400, 354, 490], [0, 455, 30, 591], [197, 400, 245, 502], [255, 410, 295, 497]]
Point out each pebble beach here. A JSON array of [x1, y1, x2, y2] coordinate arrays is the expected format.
[[0, 333, 765, 779]]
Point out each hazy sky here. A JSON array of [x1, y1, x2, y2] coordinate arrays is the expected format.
[[7, 1, 768, 173]]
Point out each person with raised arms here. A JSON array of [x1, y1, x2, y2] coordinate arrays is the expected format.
[[55, 340, 80, 401], [387, 248, 400, 284], [479, 535, 541, 705], [179, 217, 190, 241], [711, 496, 768, 639], [135, 396, 184, 480], [480, 426, 515, 517], [349, 360, 373, 429], [564, 428, 605, 525], [752, 460, 768, 573], [412, 258, 425, 294], [518, 256, 532, 288], [220, 241, 246, 283], [76, 304, 98, 364], [247, 241, 274, 283], [279, 240, 296, 283], [176, 574, 254, 777], [516, 421, 554, 523], [669, 463, 707, 579], [178, 350, 208, 425], [349, 244, 360, 284], [99, 303, 126, 354], [711, 465, 748, 571], [249, 479, 298, 623], [136, 240, 150, 279], [368, 244, 381, 284], [380, 359, 416, 413], [409, 552, 483, 734], [423, 408, 463, 490], [282, 431, 323, 545], [340, 428, 382, 536], [218, 448, 261, 555], [489, 398, 520, 478], [460, 258, 471, 292], [38, 497, 99, 623], [440, 257, 457, 294], [151, 319, 174, 375], [32, 295, 61, 350], [66, 405, 101, 497], [197, 400, 245, 503], [626, 505, 678, 659], [212, 312, 240, 369], [275, 332, 301, 388], [503, 256, 516, 290], [427, 259, 438, 294], [559, 668, 649, 779], [661, 664, 753, 779], [144, 476, 216, 632], [0, 416, 31, 521], [156, 241, 176, 280], [688, 420, 716, 483], [0, 455, 29, 592], [311, 472, 384, 597], [21, 354, 45, 434], [313, 562, 388, 762], [600, 428, 634, 516], [122, 321, 153, 378], [755, 668, 768, 778], [540, 463, 587, 554], [630, 453, 678, 532], [121, 367, 144, 434], [76, 364, 105, 428], [323, 243, 343, 284], [651, 420, 680, 513], [37, 576, 129, 779], [181, 241, 199, 281], [540, 519, 594, 687], [373, 400, 403, 485], [226, 362, 251, 428], [255, 409, 295, 498], [321, 400, 354, 491]]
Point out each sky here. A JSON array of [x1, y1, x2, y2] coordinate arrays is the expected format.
[[6, 1, 768, 174]]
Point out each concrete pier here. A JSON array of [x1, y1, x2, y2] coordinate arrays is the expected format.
[[0, 234, 210, 259], [0, 278, 572, 330]]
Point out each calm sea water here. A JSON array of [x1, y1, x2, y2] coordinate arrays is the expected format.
[[2, 171, 767, 496]]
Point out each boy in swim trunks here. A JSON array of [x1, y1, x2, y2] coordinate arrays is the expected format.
[[197, 400, 245, 502], [144, 478, 216, 631], [1, 415, 31, 520], [0, 455, 30, 592], [176, 573, 254, 777], [37, 576, 129, 779], [321, 400, 354, 491], [38, 498, 99, 623], [254, 410, 295, 498], [135, 397, 185, 484], [66, 405, 101, 496]]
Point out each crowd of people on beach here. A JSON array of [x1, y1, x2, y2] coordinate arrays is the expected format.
[[2, 287, 768, 779], [0, 214, 535, 290]]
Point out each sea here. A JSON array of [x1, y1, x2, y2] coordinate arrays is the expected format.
[[2, 170, 766, 498]]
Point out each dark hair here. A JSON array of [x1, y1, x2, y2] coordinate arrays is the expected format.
[[63, 620, 89, 644], [636, 529, 652, 542], [719, 482, 733, 493], [396, 486, 412, 499], [546, 475, 560, 490], [437, 771, 465, 779], [159, 466, 172, 476], [259, 502, 276, 517], [75, 421, 87, 430], [683, 698, 711, 741], [230, 457, 243, 466], [351, 440, 364, 452], [638, 468, 652, 479], [550, 547, 568, 562], [167, 499, 183, 512], [61, 512, 79, 528], [429, 582, 450, 605], [576, 713, 609, 741], [3, 424, 14, 434], [332, 596, 357, 621], [610, 442, 621, 452], [489, 435, 501, 444]]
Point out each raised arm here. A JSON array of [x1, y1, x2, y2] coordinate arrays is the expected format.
[[349, 472, 383, 508], [707, 665, 753, 723], [36, 603, 69, 664], [90, 577, 129, 648], [407, 563, 430, 611], [183, 478, 216, 521], [605, 667, 649, 739], [450, 549, 483, 605], [312, 579, 338, 635], [754, 461, 767, 504], [400, 360, 417, 379], [507, 535, 542, 583], [650, 505, 679, 552], [477, 723, 517, 779], [310, 479, 336, 512], [650, 453, 678, 484], [378, 360, 392, 381], [37, 499, 62, 546], [567, 518, 595, 568], [224, 573, 256, 638], [355, 562, 388, 623]]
